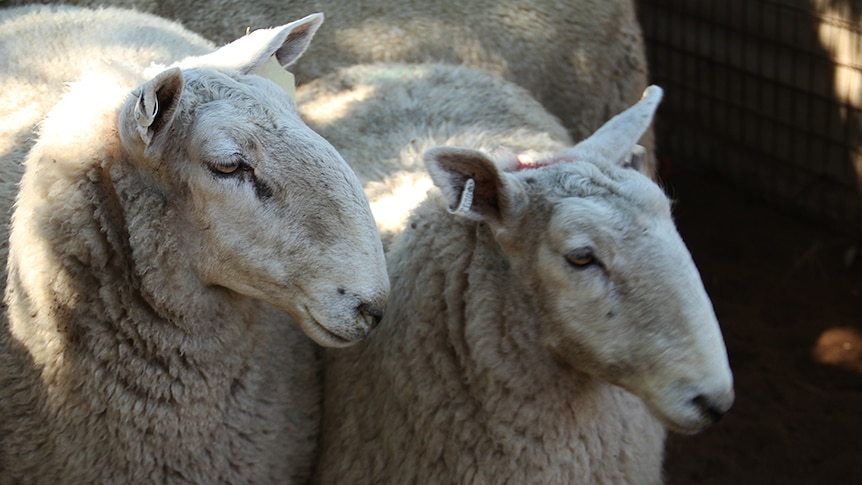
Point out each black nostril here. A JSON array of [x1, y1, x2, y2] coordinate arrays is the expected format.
[[358, 302, 383, 328], [692, 394, 727, 424]]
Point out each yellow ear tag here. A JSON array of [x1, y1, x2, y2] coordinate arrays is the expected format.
[[257, 55, 296, 98]]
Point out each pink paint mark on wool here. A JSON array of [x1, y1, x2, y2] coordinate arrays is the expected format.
[[513, 153, 574, 171]]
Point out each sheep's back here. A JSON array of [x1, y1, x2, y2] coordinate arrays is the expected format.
[[6, 0, 652, 173], [296, 63, 572, 242]]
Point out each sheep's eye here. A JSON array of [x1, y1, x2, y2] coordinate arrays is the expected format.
[[566, 247, 596, 268], [209, 155, 246, 176], [211, 159, 241, 175]]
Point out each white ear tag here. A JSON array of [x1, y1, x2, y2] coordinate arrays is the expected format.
[[134, 92, 157, 145], [257, 55, 296, 97], [449, 178, 476, 216], [134, 93, 157, 128], [625, 144, 647, 169]]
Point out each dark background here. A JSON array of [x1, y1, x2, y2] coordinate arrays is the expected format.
[[661, 166, 861, 484], [639, 1, 862, 482]]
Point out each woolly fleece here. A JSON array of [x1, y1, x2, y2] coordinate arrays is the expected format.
[[9, 0, 656, 174]]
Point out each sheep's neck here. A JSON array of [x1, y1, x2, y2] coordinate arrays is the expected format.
[[389, 199, 574, 402], [458, 227, 573, 396], [7, 162, 258, 409], [100, 161, 255, 388]]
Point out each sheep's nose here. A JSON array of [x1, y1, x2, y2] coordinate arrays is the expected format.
[[692, 389, 734, 424], [357, 302, 383, 331]]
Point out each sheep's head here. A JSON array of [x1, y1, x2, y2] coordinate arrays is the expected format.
[[115, 14, 389, 347], [424, 86, 734, 434]]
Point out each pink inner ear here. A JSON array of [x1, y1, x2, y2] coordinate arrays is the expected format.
[[513, 153, 573, 171]]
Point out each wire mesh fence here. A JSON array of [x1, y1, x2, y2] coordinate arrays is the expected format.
[[638, 0, 862, 236]]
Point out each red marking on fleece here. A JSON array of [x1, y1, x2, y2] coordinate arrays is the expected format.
[[513, 153, 575, 171]]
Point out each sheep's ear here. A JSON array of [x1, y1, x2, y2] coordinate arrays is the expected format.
[[122, 67, 184, 148], [177, 13, 324, 74], [569, 85, 662, 169], [424, 146, 521, 226]]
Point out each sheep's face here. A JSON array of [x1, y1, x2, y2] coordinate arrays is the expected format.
[[423, 86, 732, 434], [428, 148, 733, 434], [185, 73, 387, 347], [522, 163, 733, 434], [114, 15, 389, 347]]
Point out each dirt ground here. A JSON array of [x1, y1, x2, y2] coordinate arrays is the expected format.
[[659, 166, 862, 484]]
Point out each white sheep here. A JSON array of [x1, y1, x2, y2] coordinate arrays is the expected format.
[[9, 0, 655, 174], [0, 5, 388, 483], [296, 64, 734, 483]]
